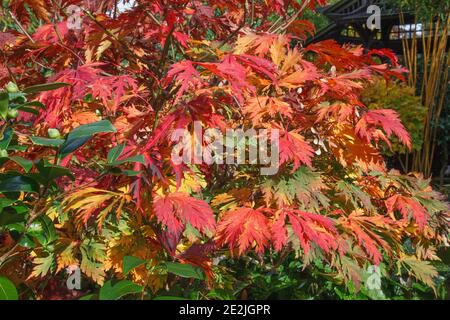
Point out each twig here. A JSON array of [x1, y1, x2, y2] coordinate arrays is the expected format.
[[272, 0, 311, 34], [8, 11, 35, 43]]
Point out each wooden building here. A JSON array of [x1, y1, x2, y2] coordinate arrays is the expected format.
[[309, 0, 447, 54]]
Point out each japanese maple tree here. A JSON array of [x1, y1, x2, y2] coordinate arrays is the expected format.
[[0, 0, 449, 299]]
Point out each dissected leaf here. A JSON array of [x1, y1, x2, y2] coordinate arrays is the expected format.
[[153, 192, 216, 237]]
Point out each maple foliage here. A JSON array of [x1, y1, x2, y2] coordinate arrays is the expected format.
[[153, 192, 216, 237], [0, 0, 449, 300], [216, 207, 272, 255]]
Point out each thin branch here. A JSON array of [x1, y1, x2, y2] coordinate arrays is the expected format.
[[272, 0, 311, 34], [8, 11, 35, 43]]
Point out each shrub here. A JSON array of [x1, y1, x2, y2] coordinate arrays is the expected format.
[[0, 0, 449, 300]]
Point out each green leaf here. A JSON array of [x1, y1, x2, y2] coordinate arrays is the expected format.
[[122, 170, 142, 176], [14, 106, 38, 115], [23, 82, 70, 94], [0, 277, 18, 300], [30, 254, 55, 278], [0, 127, 13, 150], [35, 161, 74, 183], [80, 240, 106, 285], [16, 101, 45, 109], [59, 136, 90, 156], [401, 256, 438, 291], [7, 92, 26, 102], [8, 156, 33, 172], [0, 173, 39, 193], [0, 91, 9, 120], [110, 155, 145, 166], [99, 280, 143, 300], [0, 198, 15, 210], [79, 294, 98, 300], [60, 120, 116, 156], [65, 120, 116, 140], [18, 234, 35, 248], [123, 256, 146, 275], [164, 262, 205, 280], [30, 136, 65, 147], [7, 145, 27, 152], [0, 207, 27, 226], [108, 143, 125, 163], [28, 216, 57, 245]]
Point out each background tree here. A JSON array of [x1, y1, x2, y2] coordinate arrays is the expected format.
[[394, 0, 450, 180]]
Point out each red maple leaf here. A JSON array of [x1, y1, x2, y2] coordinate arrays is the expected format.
[[339, 211, 394, 264], [165, 60, 202, 103], [153, 192, 216, 236], [273, 209, 339, 254], [356, 109, 411, 149], [235, 54, 278, 83], [367, 48, 399, 67], [216, 207, 272, 255], [90, 75, 137, 113], [385, 195, 429, 230], [278, 129, 314, 171], [197, 54, 255, 104]]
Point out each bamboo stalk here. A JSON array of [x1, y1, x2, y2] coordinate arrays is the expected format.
[[400, 10, 449, 177]]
